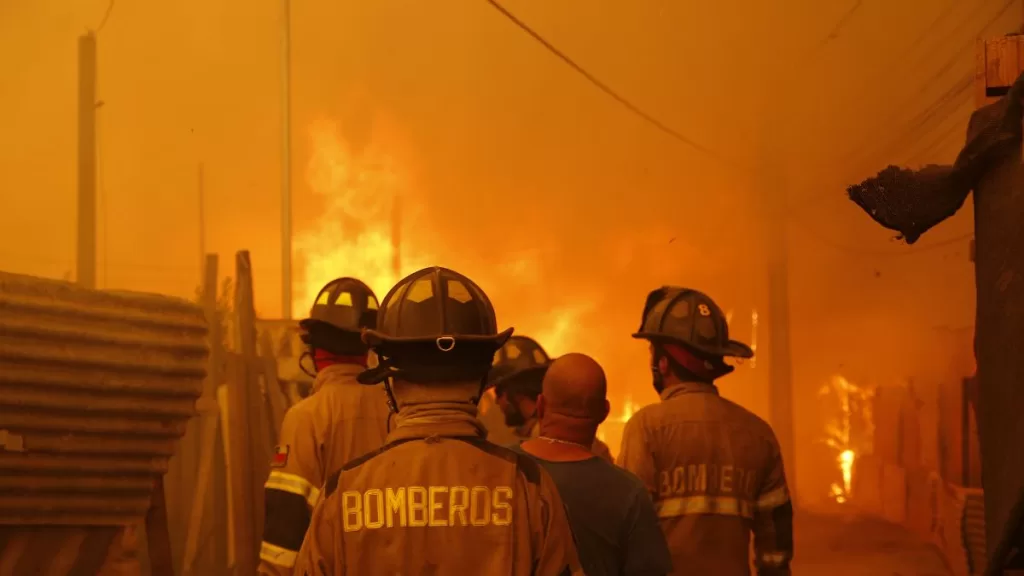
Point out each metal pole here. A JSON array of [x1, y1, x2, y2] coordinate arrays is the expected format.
[[77, 32, 97, 289], [198, 163, 206, 275], [281, 0, 293, 319]]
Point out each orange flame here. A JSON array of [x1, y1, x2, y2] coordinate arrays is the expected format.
[[294, 117, 586, 361]]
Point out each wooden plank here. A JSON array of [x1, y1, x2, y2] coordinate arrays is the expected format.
[[179, 253, 221, 576], [986, 37, 1021, 90], [978, 36, 1024, 108], [42, 530, 86, 576], [216, 382, 235, 570], [181, 401, 220, 574], [260, 331, 288, 441], [229, 251, 259, 575], [145, 476, 174, 576]]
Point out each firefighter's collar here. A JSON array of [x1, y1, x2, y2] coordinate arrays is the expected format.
[[313, 363, 364, 393], [660, 381, 720, 401], [387, 404, 488, 442]]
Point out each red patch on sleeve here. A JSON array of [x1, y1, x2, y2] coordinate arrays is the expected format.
[[270, 445, 289, 468]]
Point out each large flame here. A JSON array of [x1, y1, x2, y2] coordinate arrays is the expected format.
[[295, 119, 409, 306], [819, 375, 873, 504], [294, 117, 588, 361]]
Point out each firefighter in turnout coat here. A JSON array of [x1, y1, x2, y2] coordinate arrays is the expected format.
[[490, 335, 614, 463], [258, 278, 393, 575], [293, 267, 585, 576], [618, 287, 793, 576]]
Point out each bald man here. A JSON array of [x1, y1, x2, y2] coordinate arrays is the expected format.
[[513, 353, 673, 576]]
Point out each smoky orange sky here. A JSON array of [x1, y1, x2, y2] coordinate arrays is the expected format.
[[1, 0, 1001, 506]]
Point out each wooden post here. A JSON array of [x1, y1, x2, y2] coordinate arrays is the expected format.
[[226, 251, 261, 575], [217, 381, 236, 570], [181, 254, 221, 575], [76, 32, 97, 289]]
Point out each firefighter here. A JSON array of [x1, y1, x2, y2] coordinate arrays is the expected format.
[[618, 287, 793, 576], [293, 266, 584, 575], [490, 335, 614, 463], [258, 277, 392, 576]]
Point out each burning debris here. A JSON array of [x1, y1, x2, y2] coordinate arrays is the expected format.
[[819, 375, 874, 504]]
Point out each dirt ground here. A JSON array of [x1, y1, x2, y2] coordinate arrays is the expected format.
[[791, 509, 952, 576]]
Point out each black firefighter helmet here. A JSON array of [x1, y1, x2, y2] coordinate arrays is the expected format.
[[486, 336, 552, 399], [632, 286, 753, 359], [299, 277, 379, 356], [357, 267, 513, 385]]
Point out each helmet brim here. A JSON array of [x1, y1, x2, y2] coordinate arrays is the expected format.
[[362, 327, 513, 349], [356, 328, 514, 385], [632, 331, 754, 359], [485, 363, 550, 392]]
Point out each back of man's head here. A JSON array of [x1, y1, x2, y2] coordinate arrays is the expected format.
[[539, 353, 610, 428]]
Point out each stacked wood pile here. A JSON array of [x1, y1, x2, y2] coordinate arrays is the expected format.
[[850, 373, 987, 576]]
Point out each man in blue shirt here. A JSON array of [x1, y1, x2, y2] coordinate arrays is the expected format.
[[512, 353, 673, 576]]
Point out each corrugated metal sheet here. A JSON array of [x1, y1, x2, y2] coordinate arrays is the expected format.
[[0, 272, 208, 526]]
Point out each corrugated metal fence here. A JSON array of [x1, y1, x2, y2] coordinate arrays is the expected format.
[[0, 271, 207, 574]]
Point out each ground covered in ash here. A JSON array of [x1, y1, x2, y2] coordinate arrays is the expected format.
[[792, 509, 951, 576]]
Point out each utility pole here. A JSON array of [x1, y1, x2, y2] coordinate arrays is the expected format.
[[280, 0, 293, 319], [77, 32, 98, 289], [198, 163, 206, 276], [758, 41, 797, 499]]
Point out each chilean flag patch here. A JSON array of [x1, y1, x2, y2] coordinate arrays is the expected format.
[[270, 445, 289, 468]]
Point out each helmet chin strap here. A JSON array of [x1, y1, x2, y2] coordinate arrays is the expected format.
[[299, 350, 317, 379], [383, 378, 399, 414]]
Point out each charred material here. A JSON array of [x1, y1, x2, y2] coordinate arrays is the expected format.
[[846, 82, 1019, 244], [845, 70, 1024, 573]]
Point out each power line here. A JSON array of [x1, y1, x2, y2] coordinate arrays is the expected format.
[[807, 0, 865, 55], [484, 0, 982, 256], [95, 0, 115, 33], [483, 0, 742, 170], [905, 107, 970, 164], [841, 0, 1015, 166], [861, 71, 974, 165], [789, 218, 973, 257]]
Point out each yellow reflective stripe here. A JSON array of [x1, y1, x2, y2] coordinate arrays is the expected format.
[[759, 551, 792, 567], [259, 540, 298, 567], [265, 470, 321, 507], [755, 486, 790, 510], [655, 495, 754, 519]]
